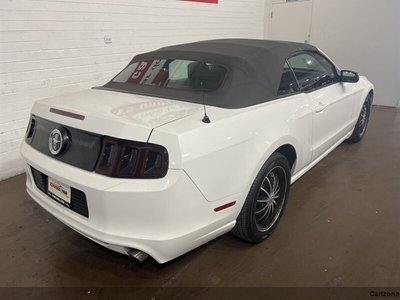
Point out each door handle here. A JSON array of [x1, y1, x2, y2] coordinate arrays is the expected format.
[[315, 102, 327, 113]]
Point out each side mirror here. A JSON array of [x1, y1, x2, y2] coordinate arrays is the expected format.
[[341, 70, 359, 83]]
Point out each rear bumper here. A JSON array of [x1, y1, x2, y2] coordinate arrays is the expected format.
[[20, 141, 239, 263]]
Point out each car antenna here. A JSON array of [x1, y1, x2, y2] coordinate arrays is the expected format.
[[201, 82, 211, 123]]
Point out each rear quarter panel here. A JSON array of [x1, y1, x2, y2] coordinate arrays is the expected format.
[[149, 93, 313, 206]]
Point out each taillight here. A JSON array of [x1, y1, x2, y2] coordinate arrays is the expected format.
[[140, 148, 166, 178], [95, 137, 168, 179], [25, 115, 36, 144], [96, 139, 118, 175], [116, 143, 140, 177]]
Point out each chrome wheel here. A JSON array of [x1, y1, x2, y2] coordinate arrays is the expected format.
[[348, 96, 371, 143], [255, 166, 288, 232], [232, 152, 291, 242], [358, 103, 368, 136]]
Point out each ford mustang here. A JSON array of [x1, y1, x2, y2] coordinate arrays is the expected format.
[[20, 39, 374, 263]]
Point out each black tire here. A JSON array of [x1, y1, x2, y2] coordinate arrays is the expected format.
[[232, 152, 291, 243], [348, 95, 371, 143]]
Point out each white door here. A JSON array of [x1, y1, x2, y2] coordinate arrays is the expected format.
[[270, 0, 313, 44], [287, 51, 355, 161], [308, 84, 355, 160]]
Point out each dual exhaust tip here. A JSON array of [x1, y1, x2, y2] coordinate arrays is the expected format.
[[124, 247, 148, 263]]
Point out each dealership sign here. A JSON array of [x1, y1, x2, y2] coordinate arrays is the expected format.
[[181, 0, 218, 3]]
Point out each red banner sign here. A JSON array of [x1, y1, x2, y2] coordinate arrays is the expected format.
[[181, 0, 218, 3], [126, 60, 169, 87]]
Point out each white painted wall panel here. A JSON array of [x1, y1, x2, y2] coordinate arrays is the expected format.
[[264, 0, 400, 108], [310, 0, 400, 108], [0, 0, 265, 181]]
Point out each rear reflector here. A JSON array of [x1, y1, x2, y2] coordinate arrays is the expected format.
[[214, 201, 236, 212]]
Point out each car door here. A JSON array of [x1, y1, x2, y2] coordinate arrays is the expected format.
[[276, 62, 313, 173], [287, 51, 355, 161]]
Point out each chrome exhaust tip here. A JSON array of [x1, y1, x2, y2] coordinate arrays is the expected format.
[[124, 247, 149, 263]]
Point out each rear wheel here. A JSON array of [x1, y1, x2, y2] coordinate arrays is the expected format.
[[232, 153, 290, 243], [348, 95, 371, 143]]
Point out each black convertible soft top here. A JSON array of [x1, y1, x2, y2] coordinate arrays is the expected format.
[[101, 39, 318, 109]]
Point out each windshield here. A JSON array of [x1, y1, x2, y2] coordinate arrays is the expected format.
[[112, 59, 227, 92]]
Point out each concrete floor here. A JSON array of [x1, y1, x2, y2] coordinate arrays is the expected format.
[[0, 107, 399, 298]]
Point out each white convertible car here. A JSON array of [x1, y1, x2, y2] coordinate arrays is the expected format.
[[21, 39, 373, 263]]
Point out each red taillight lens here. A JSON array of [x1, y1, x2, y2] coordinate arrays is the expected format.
[[95, 139, 118, 175], [25, 115, 36, 144], [140, 148, 166, 178], [116, 144, 140, 177], [95, 137, 168, 179]]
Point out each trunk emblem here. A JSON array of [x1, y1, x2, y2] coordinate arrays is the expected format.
[[49, 127, 70, 156]]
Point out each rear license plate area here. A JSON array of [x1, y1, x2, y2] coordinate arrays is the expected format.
[[47, 177, 71, 208]]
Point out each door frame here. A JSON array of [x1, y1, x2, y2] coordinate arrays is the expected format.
[[267, 0, 315, 44]]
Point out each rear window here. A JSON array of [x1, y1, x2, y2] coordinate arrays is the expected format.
[[112, 59, 227, 92]]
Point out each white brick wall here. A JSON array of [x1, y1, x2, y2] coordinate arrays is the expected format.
[[0, 0, 265, 181]]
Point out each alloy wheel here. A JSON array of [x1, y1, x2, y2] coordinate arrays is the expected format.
[[255, 166, 287, 232], [358, 103, 368, 136]]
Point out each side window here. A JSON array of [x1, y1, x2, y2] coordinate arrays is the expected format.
[[277, 62, 300, 96], [287, 52, 339, 92]]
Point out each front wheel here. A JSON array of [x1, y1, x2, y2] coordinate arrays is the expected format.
[[232, 153, 291, 243], [348, 95, 371, 143]]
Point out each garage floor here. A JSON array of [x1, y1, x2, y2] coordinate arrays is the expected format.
[[0, 106, 399, 299]]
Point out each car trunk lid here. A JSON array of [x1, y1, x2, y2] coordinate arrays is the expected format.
[[31, 89, 202, 142]]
